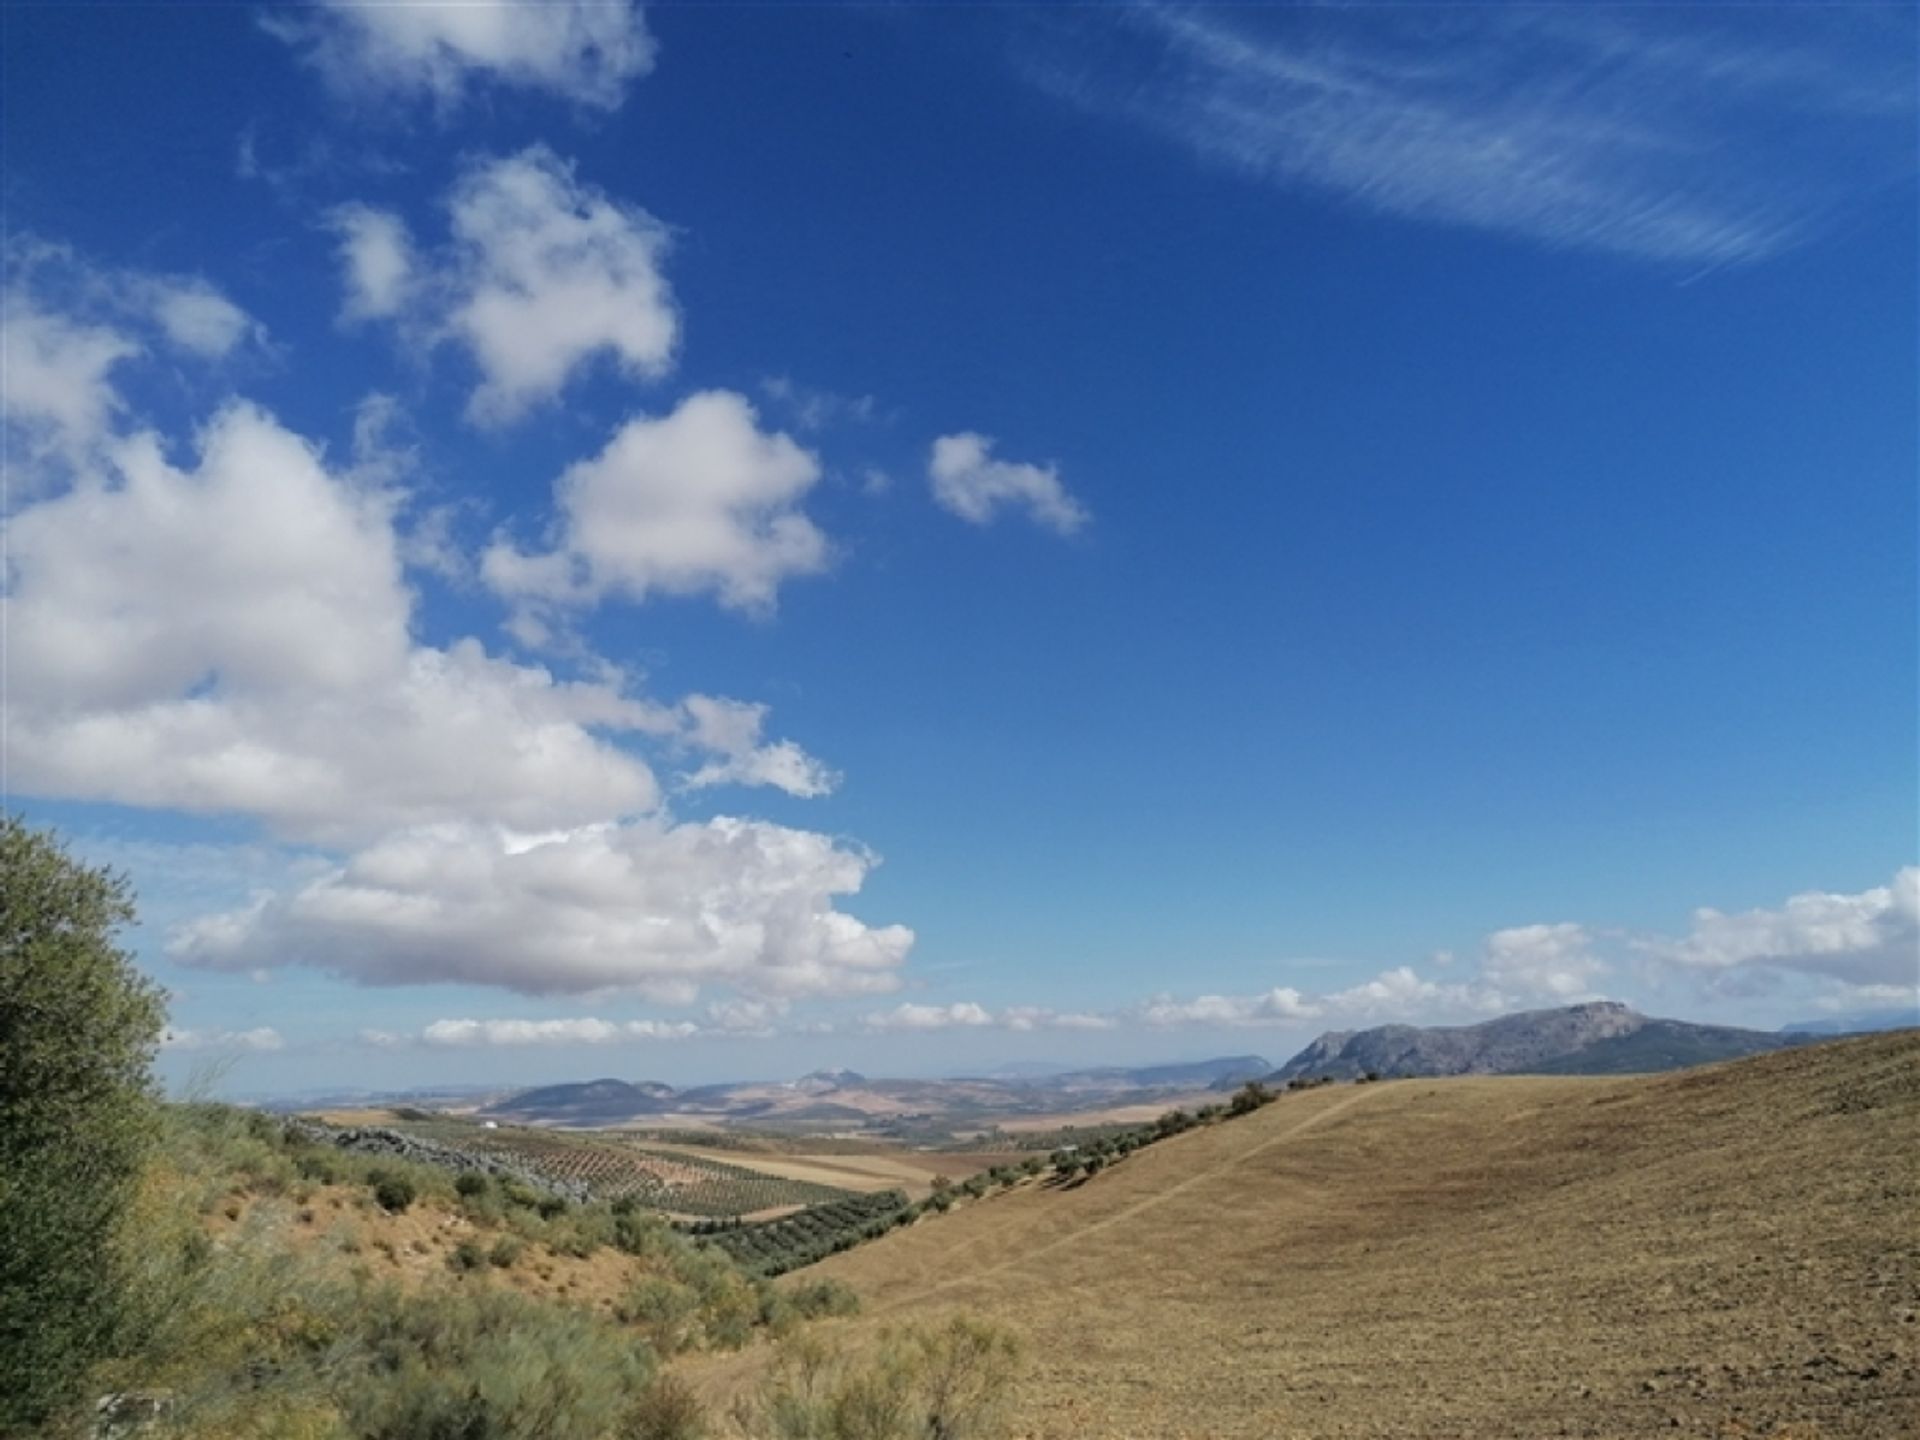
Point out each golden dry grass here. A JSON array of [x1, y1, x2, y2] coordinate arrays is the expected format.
[[695, 1031, 1919, 1438]]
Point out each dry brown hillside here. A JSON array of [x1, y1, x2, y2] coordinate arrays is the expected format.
[[721, 1030, 1919, 1438]]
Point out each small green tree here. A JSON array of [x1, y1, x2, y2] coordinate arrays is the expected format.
[[0, 817, 166, 1433], [1227, 1080, 1275, 1116]]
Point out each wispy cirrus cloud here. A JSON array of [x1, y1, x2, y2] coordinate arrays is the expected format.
[[1024, 5, 1914, 266]]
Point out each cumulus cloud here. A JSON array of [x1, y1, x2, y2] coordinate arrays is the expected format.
[[0, 293, 137, 467], [1480, 922, 1608, 1000], [484, 390, 829, 617], [1140, 986, 1323, 1028], [1641, 867, 1918, 989], [3, 245, 262, 472], [140, 278, 258, 357], [929, 433, 1089, 535], [328, 204, 415, 321], [162, 1026, 285, 1053], [333, 149, 678, 424], [448, 147, 677, 424], [5, 401, 664, 845], [680, 695, 839, 798], [1139, 946, 1588, 1031], [171, 819, 914, 1001], [269, 0, 656, 112], [5, 265, 887, 1010]]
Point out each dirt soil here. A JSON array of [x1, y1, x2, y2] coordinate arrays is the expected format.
[[689, 1031, 1919, 1438]]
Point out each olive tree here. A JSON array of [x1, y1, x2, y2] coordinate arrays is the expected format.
[[0, 817, 165, 1433]]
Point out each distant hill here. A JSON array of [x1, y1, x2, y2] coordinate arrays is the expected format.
[[1058, 1055, 1271, 1090], [1266, 1001, 1806, 1082], [482, 1077, 677, 1124], [1780, 1007, 1918, 1036], [481, 1055, 1269, 1130], [1524, 1018, 1810, 1075]]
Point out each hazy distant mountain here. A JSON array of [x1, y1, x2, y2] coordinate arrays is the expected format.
[[482, 1077, 677, 1124], [254, 1083, 507, 1113], [1057, 1056, 1271, 1090], [1267, 1002, 1806, 1082], [479, 1055, 1270, 1130], [1779, 1008, 1919, 1036]]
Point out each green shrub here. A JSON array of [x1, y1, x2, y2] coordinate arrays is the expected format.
[[344, 1284, 659, 1440], [372, 1173, 417, 1214], [455, 1172, 491, 1199], [450, 1240, 486, 1272], [1227, 1081, 1275, 1116], [787, 1279, 860, 1320], [0, 818, 165, 1434], [617, 1276, 700, 1355], [488, 1236, 525, 1270]]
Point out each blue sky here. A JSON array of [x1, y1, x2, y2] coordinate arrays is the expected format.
[[3, 2, 1915, 1095]]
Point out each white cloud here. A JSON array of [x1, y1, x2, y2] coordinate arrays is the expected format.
[[864, 1001, 996, 1032], [171, 818, 914, 1001], [861, 1002, 1114, 1033], [331, 149, 679, 425], [0, 293, 137, 467], [1128, 960, 1566, 1036], [4, 400, 664, 845], [141, 278, 258, 358], [929, 432, 1089, 535], [1642, 867, 1919, 989], [1140, 986, 1322, 1028], [448, 148, 678, 425], [162, 1026, 285, 1053], [680, 695, 839, 798], [419, 1017, 699, 1047], [3, 245, 262, 472], [328, 204, 415, 322], [1031, 6, 1913, 266], [1479, 922, 1608, 1000], [1001, 1006, 1116, 1032], [270, 0, 656, 112], [484, 389, 829, 617]]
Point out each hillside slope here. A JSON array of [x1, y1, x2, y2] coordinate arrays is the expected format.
[[757, 1031, 1917, 1438]]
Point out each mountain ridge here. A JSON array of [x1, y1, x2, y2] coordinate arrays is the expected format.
[[1262, 1001, 1825, 1082]]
